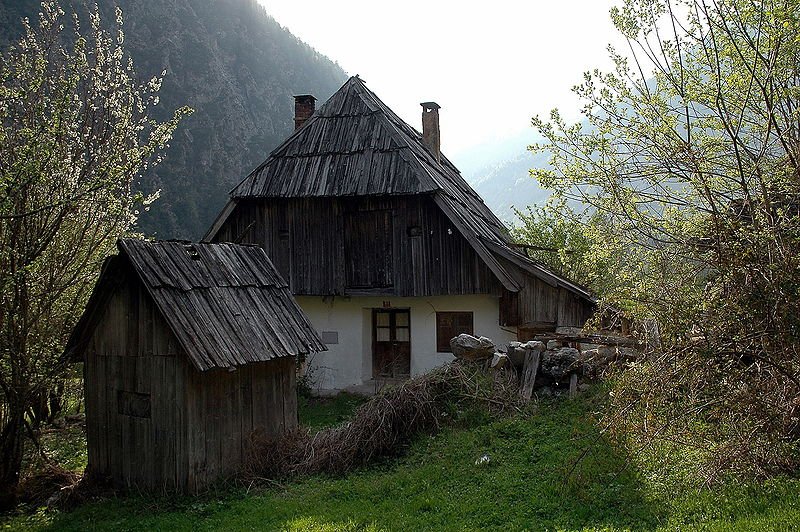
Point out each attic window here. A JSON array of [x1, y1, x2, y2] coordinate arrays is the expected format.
[[183, 244, 201, 260]]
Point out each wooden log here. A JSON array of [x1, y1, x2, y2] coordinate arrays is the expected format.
[[569, 373, 578, 399], [519, 350, 541, 402], [534, 333, 641, 348]]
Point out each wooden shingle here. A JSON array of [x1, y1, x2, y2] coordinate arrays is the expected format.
[[66, 239, 326, 372]]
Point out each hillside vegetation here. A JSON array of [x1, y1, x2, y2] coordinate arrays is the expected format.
[[0, 0, 347, 239]]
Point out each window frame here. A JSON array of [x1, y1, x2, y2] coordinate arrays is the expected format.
[[435, 311, 474, 353]]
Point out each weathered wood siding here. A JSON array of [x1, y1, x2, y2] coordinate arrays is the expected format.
[[214, 196, 502, 297], [83, 267, 182, 490], [499, 280, 595, 331], [83, 267, 297, 492], [182, 357, 296, 492], [496, 256, 595, 331]]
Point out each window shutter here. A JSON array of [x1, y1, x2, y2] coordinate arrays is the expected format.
[[436, 312, 474, 352]]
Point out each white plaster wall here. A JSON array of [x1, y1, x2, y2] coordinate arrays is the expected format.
[[296, 294, 517, 392]]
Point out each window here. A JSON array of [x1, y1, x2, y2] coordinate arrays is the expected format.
[[117, 390, 151, 419], [436, 312, 474, 353]]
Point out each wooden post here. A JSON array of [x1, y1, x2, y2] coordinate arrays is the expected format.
[[519, 350, 541, 401], [569, 373, 578, 399]]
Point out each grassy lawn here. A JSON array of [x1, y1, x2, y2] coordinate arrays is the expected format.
[[7, 392, 800, 531]]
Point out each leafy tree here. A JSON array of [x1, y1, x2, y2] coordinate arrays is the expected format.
[[532, 0, 800, 478], [0, 2, 189, 504], [511, 200, 633, 300]]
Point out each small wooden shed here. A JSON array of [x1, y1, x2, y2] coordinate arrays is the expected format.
[[65, 239, 325, 492]]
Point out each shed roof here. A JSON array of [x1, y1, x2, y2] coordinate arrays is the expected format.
[[206, 76, 593, 300], [66, 239, 326, 371]]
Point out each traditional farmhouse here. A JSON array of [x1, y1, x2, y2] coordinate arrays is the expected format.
[[205, 76, 595, 392], [64, 239, 325, 492]]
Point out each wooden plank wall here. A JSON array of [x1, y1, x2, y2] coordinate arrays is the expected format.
[[83, 268, 298, 493], [183, 357, 297, 492], [499, 278, 595, 330], [83, 267, 181, 491], [215, 196, 502, 297]]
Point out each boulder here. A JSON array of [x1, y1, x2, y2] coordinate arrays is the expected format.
[[580, 347, 600, 360], [540, 347, 580, 380], [546, 339, 562, 350], [596, 345, 619, 360], [616, 347, 640, 360], [594, 345, 640, 362], [506, 340, 547, 369], [450, 334, 495, 361], [490, 352, 509, 369], [523, 340, 546, 352], [577, 342, 601, 352]]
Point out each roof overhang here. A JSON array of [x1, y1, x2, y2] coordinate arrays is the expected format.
[[481, 238, 596, 301]]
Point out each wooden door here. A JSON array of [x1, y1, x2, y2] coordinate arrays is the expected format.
[[372, 309, 411, 378]]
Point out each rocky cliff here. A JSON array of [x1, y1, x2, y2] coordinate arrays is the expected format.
[[1, 0, 348, 238]]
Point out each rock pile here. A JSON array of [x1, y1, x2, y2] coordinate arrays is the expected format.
[[450, 330, 642, 399]]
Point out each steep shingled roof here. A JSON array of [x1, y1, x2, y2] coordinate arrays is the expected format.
[[65, 239, 326, 371], [206, 76, 592, 299]]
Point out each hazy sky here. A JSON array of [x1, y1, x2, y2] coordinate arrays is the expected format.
[[258, 1, 625, 162]]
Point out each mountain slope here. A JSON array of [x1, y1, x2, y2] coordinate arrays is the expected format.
[[468, 151, 552, 226], [1, 0, 348, 239]]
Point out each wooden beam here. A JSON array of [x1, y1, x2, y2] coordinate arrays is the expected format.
[[534, 333, 642, 348], [519, 349, 541, 402]]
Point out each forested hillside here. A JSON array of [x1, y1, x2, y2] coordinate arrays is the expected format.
[[1, 0, 347, 238]]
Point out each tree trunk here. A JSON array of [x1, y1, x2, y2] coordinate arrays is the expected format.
[[0, 403, 26, 510], [48, 382, 64, 423], [30, 391, 48, 430]]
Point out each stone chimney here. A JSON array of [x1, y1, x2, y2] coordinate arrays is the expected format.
[[420, 102, 441, 162], [294, 94, 316, 130]]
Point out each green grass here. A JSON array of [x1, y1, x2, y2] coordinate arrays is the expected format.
[[298, 393, 369, 430], [7, 393, 800, 531]]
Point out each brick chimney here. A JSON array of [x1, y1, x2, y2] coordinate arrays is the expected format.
[[294, 94, 316, 130], [420, 102, 441, 162]]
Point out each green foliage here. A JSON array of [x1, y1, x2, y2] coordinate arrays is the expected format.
[[511, 200, 633, 303], [530, 0, 800, 477], [7, 394, 800, 531], [21, 421, 87, 480]]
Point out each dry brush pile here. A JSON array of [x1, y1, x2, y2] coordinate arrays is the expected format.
[[244, 361, 522, 480]]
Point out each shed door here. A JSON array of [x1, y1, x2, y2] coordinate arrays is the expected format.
[[372, 309, 411, 378]]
